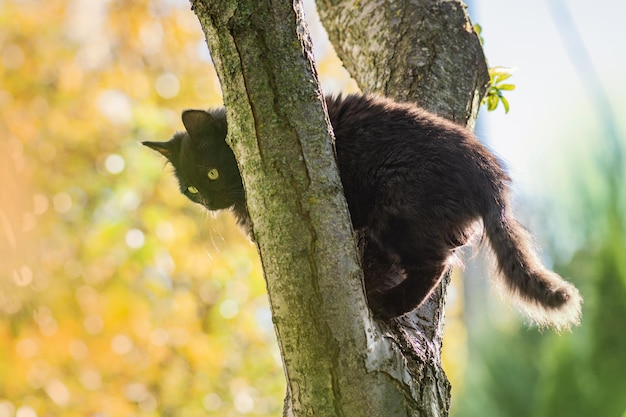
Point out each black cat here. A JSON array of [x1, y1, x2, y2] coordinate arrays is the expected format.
[[143, 94, 582, 329]]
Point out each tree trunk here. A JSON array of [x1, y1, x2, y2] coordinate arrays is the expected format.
[[316, 0, 488, 127], [189, 0, 488, 416]]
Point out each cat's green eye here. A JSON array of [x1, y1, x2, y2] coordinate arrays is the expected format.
[[187, 186, 199, 194], [207, 169, 219, 180]]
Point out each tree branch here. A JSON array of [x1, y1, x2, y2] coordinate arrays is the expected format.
[[317, 0, 488, 127]]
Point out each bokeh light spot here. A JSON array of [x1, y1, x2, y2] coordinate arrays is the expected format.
[[13, 265, 33, 287], [32, 194, 49, 215], [155, 72, 180, 99], [63, 259, 83, 279], [124, 382, 149, 402], [149, 328, 169, 347], [111, 334, 134, 355], [45, 379, 71, 406], [79, 368, 102, 390], [219, 299, 239, 319], [104, 154, 125, 174], [68, 339, 89, 361], [234, 391, 254, 414], [96, 89, 132, 125], [155, 221, 175, 242], [15, 406, 37, 417], [76, 285, 98, 312], [125, 228, 145, 249], [202, 393, 222, 411], [0, 401, 15, 417], [139, 21, 164, 55], [52, 192, 72, 213], [15, 338, 38, 359], [139, 394, 158, 412], [83, 315, 104, 335]]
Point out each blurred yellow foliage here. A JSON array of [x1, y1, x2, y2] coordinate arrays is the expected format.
[[0, 0, 283, 415], [0, 0, 465, 415]]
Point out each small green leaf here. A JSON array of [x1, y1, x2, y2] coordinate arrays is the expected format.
[[494, 73, 512, 83], [497, 83, 516, 91], [474, 23, 484, 45], [482, 66, 516, 113], [501, 96, 510, 113]]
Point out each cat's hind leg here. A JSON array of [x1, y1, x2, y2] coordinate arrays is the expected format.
[[368, 246, 450, 319], [367, 211, 455, 318]]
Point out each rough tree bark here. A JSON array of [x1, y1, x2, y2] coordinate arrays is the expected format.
[[316, 0, 488, 127], [189, 0, 488, 416]]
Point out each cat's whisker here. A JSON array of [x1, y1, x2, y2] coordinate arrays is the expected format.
[[198, 209, 224, 259]]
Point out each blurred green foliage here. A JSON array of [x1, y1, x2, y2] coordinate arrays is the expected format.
[[452, 111, 626, 416]]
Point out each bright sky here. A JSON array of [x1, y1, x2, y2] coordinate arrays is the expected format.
[[469, 0, 625, 192]]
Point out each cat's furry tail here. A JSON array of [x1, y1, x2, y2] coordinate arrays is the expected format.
[[483, 207, 582, 331]]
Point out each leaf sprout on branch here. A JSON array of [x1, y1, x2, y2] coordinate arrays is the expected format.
[[474, 24, 516, 113], [484, 66, 516, 113]]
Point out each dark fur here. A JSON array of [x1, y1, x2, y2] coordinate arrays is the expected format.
[[144, 94, 582, 329]]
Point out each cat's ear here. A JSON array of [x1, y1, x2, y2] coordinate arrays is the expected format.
[[142, 138, 178, 160], [181, 109, 226, 141]]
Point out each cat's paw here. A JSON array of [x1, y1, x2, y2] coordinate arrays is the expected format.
[[367, 289, 397, 320]]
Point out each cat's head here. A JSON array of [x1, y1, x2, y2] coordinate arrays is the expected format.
[[143, 109, 244, 211]]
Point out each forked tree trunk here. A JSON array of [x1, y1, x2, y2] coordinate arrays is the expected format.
[[189, 0, 488, 416]]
